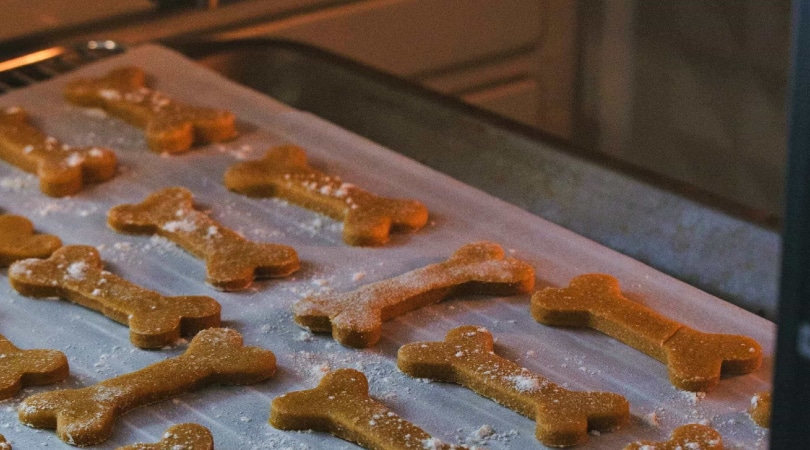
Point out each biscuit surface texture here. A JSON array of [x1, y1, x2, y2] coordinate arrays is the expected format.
[[18, 328, 275, 446], [225, 145, 428, 245], [64, 66, 236, 153], [293, 241, 535, 347], [0, 214, 62, 267], [397, 325, 629, 447], [116, 423, 213, 450], [0, 333, 69, 400], [749, 391, 771, 428], [9, 245, 221, 348], [0, 106, 117, 196], [271, 368, 465, 450], [107, 187, 299, 290], [531, 273, 762, 391]]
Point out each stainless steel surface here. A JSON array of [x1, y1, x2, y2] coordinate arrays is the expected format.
[[0, 41, 124, 93], [174, 39, 781, 320], [772, 1, 810, 445]]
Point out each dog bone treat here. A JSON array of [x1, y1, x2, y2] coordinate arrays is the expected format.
[[107, 187, 300, 290], [8, 245, 221, 348], [623, 424, 723, 450], [224, 144, 429, 246], [0, 106, 117, 196], [18, 328, 275, 446], [0, 333, 69, 400], [749, 391, 771, 428], [531, 274, 762, 392], [116, 423, 213, 450], [0, 434, 8, 450], [63, 66, 236, 153], [271, 368, 465, 450], [294, 241, 534, 348], [0, 214, 62, 267], [397, 325, 629, 448]]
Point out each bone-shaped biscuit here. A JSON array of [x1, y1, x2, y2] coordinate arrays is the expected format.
[[0, 214, 61, 267], [271, 368, 466, 450], [0, 106, 117, 196], [397, 325, 629, 448], [531, 274, 763, 392], [294, 241, 535, 348], [623, 424, 723, 450], [224, 145, 429, 246], [63, 66, 236, 153], [8, 245, 221, 348], [0, 333, 69, 400], [116, 423, 213, 450], [749, 391, 771, 428], [18, 327, 275, 446], [107, 187, 300, 290]]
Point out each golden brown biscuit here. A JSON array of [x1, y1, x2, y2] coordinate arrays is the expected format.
[[0, 106, 117, 196], [271, 368, 466, 450], [18, 328, 275, 446], [0, 434, 9, 450], [623, 424, 723, 449], [0, 214, 61, 267], [63, 66, 236, 153], [116, 423, 213, 450], [294, 241, 534, 348], [9, 245, 221, 348], [531, 274, 762, 392], [107, 187, 299, 291], [224, 145, 428, 246], [0, 333, 68, 400], [397, 325, 629, 448], [749, 391, 771, 428]]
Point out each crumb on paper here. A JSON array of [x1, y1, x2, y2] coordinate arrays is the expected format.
[[643, 411, 661, 427], [0, 175, 36, 191], [352, 271, 366, 282], [462, 424, 518, 446]]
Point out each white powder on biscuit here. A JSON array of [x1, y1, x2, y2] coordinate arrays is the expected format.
[[162, 218, 197, 232], [66, 261, 89, 280]]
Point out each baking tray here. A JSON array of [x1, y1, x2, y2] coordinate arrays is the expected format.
[[0, 44, 772, 448], [171, 39, 781, 321]]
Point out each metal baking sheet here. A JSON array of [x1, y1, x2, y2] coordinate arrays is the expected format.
[[174, 39, 780, 321], [0, 44, 772, 449]]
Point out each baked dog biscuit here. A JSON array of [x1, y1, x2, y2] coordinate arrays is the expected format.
[[623, 424, 723, 450], [18, 328, 275, 446], [64, 66, 236, 153], [271, 368, 466, 450], [531, 274, 762, 392], [0, 106, 117, 196], [293, 241, 534, 348], [0, 333, 69, 400], [749, 391, 771, 428], [224, 145, 428, 246], [0, 214, 62, 267], [107, 187, 299, 290], [9, 245, 221, 348], [116, 423, 213, 450], [0, 434, 8, 450], [397, 326, 629, 448]]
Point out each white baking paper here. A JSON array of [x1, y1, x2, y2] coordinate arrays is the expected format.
[[0, 44, 772, 449]]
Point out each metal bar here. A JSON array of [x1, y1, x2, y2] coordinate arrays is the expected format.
[[771, 1, 810, 446]]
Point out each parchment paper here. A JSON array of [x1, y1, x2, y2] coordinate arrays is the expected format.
[[0, 45, 773, 449]]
